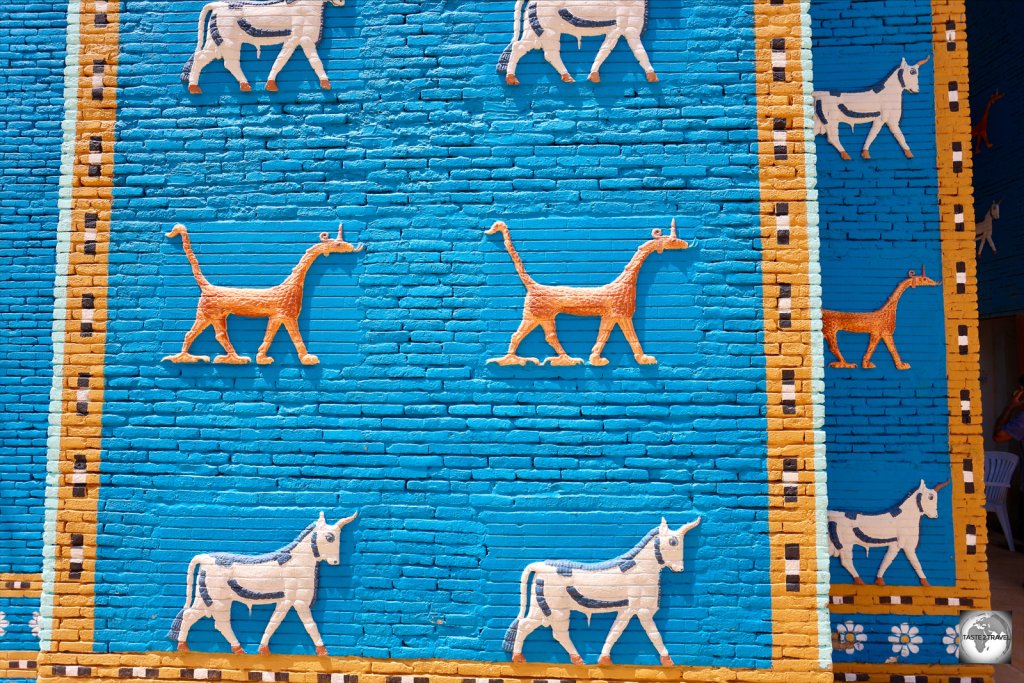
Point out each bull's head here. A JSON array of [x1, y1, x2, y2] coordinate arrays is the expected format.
[[917, 480, 948, 519], [658, 517, 700, 572], [650, 219, 690, 254], [314, 510, 358, 565], [317, 223, 364, 256], [899, 56, 930, 94], [991, 199, 1002, 221], [907, 265, 940, 289]]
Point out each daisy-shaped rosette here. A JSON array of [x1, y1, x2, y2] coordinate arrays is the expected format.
[[30, 611, 41, 641], [943, 625, 961, 657], [834, 621, 867, 654], [0, 611, 8, 638], [889, 623, 923, 658]]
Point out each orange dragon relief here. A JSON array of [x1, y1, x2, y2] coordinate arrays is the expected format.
[[486, 220, 689, 367]]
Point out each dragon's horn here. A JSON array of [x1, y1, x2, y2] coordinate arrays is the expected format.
[[670, 218, 678, 239]]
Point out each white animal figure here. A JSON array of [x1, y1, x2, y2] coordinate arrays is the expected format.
[[497, 0, 657, 86], [503, 517, 700, 666], [828, 481, 947, 587], [168, 511, 357, 656], [813, 56, 930, 160], [975, 199, 1001, 256], [182, 0, 345, 95]]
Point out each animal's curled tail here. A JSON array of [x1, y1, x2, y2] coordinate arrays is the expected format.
[[167, 224, 210, 289], [497, 0, 527, 74], [502, 562, 541, 653], [486, 221, 535, 288], [167, 555, 202, 641]]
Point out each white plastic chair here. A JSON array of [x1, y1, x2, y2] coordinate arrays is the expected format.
[[985, 450, 1020, 552]]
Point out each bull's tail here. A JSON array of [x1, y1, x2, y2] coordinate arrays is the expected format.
[[497, 0, 527, 74], [166, 224, 211, 290], [502, 562, 540, 653], [168, 555, 202, 641], [486, 221, 535, 288], [183, 3, 216, 83]]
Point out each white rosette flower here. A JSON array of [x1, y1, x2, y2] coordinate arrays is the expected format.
[[943, 625, 961, 657], [889, 623, 923, 658], [835, 621, 867, 654]]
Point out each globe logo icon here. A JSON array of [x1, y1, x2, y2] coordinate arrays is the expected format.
[[959, 610, 1013, 664]]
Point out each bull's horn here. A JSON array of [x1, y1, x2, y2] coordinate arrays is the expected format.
[[915, 55, 931, 68], [680, 517, 701, 534], [335, 511, 358, 528], [933, 480, 950, 492]]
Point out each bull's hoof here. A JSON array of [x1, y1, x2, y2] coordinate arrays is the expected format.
[[177, 642, 190, 653], [853, 577, 865, 585], [266, 80, 278, 92], [597, 656, 613, 666], [588, 72, 601, 83], [316, 645, 329, 657], [320, 78, 332, 90], [904, 149, 914, 159], [874, 577, 886, 587], [861, 150, 871, 160], [660, 656, 674, 667], [188, 84, 202, 95], [240, 82, 252, 93], [646, 71, 659, 83], [570, 655, 584, 665], [560, 73, 575, 83], [511, 653, 526, 663], [840, 151, 852, 161], [506, 74, 520, 86], [231, 645, 246, 655], [919, 578, 930, 587], [258, 645, 271, 656]]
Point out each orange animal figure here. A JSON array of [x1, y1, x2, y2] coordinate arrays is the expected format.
[[486, 220, 689, 367], [822, 267, 939, 371], [163, 223, 363, 366], [972, 90, 1004, 152]]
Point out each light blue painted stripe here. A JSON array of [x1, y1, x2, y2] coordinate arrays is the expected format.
[[799, 0, 832, 669], [41, 0, 84, 653]]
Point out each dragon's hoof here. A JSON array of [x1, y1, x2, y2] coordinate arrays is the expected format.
[[188, 84, 202, 95], [258, 645, 271, 656], [874, 577, 886, 587], [266, 80, 278, 92], [177, 642, 190, 653], [590, 356, 610, 367], [488, 355, 539, 367], [316, 645, 329, 657], [257, 355, 274, 366], [636, 355, 658, 365], [660, 656, 674, 666], [545, 356, 583, 367], [505, 74, 520, 86], [895, 362, 911, 370], [861, 150, 871, 160], [214, 354, 251, 365], [320, 78, 332, 90], [853, 577, 865, 585], [231, 645, 246, 655], [164, 353, 209, 364], [570, 655, 584, 665], [511, 654, 526, 663], [646, 71, 659, 83], [588, 72, 600, 83], [840, 152, 851, 161], [240, 82, 252, 93], [561, 73, 575, 83], [597, 656, 613, 666], [862, 362, 876, 369], [829, 362, 856, 369], [300, 354, 320, 366]]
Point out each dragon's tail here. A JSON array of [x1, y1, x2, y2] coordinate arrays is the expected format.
[[486, 221, 535, 288], [166, 224, 210, 289]]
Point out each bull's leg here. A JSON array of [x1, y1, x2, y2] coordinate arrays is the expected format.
[[257, 602, 292, 655], [623, 28, 657, 82], [175, 606, 207, 652], [986, 233, 998, 254], [549, 612, 584, 665], [886, 121, 913, 158], [597, 611, 634, 665], [636, 610, 673, 666], [266, 38, 300, 92], [298, 36, 332, 90], [861, 119, 885, 159], [882, 334, 910, 371], [873, 544, 901, 586], [539, 33, 573, 83], [212, 609, 245, 655], [511, 612, 543, 663], [504, 37, 540, 86], [589, 317, 615, 366], [220, 42, 252, 92], [489, 319, 541, 366], [187, 44, 219, 95], [618, 318, 656, 365], [587, 31, 622, 83], [862, 333, 881, 369], [825, 123, 851, 160], [902, 545, 929, 586], [837, 549, 864, 585], [294, 601, 329, 656]]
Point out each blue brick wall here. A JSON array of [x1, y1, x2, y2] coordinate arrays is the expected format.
[[0, 2, 65, 578], [93, 0, 774, 667]]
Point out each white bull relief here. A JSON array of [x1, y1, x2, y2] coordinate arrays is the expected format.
[[813, 56, 930, 160], [497, 0, 657, 85], [504, 518, 700, 666], [168, 511, 357, 655], [828, 480, 947, 587], [182, 0, 345, 95]]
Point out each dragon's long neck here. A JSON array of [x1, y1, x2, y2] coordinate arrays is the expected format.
[[284, 247, 323, 287], [881, 278, 914, 312], [613, 243, 656, 286]]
